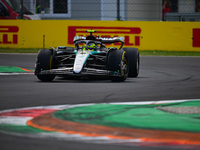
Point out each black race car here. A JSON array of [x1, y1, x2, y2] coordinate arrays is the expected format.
[[35, 30, 139, 81]]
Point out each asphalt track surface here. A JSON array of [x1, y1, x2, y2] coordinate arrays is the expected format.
[[0, 53, 200, 150]]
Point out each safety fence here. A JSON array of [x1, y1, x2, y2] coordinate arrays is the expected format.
[[18, 0, 200, 21]]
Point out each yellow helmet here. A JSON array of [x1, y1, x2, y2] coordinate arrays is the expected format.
[[83, 43, 96, 50]]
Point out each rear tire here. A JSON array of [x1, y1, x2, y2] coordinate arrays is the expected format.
[[107, 49, 128, 82], [124, 48, 139, 77], [35, 49, 56, 81]]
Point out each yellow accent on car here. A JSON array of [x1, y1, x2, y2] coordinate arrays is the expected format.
[[86, 30, 96, 33], [50, 55, 53, 69]]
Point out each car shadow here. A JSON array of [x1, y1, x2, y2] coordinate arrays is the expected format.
[[35, 76, 137, 83]]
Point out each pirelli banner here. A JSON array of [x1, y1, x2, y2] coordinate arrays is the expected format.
[[0, 20, 200, 51]]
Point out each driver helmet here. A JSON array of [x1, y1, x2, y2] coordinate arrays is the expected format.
[[83, 43, 96, 50]]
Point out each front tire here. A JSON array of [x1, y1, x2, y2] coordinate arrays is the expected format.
[[107, 49, 128, 82], [124, 48, 139, 77], [35, 49, 56, 81]]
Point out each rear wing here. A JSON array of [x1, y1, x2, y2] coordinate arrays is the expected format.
[[73, 36, 86, 43], [97, 37, 124, 43], [97, 37, 124, 49], [73, 36, 124, 49]]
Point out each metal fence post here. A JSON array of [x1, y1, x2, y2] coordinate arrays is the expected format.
[[20, 0, 23, 19], [117, 0, 120, 20]]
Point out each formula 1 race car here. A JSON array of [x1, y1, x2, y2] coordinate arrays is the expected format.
[[35, 30, 139, 82]]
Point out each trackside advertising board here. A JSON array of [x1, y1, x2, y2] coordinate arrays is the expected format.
[[0, 20, 200, 51]]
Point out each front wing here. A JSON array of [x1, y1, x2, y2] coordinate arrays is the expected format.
[[35, 67, 121, 77]]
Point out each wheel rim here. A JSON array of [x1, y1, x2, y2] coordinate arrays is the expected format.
[[121, 56, 128, 79]]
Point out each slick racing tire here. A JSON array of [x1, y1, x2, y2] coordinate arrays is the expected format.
[[35, 49, 56, 82], [107, 49, 128, 82], [123, 48, 139, 77]]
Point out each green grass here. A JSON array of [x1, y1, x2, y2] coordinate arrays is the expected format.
[[140, 50, 200, 56], [0, 48, 200, 56]]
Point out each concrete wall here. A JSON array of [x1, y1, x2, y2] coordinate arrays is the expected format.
[[101, 0, 125, 20], [71, 0, 101, 20], [178, 0, 196, 13], [126, 0, 162, 21]]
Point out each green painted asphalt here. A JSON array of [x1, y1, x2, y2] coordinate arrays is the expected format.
[[0, 66, 32, 73], [0, 124, 45, 133], [54, 100, 200, 132]]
